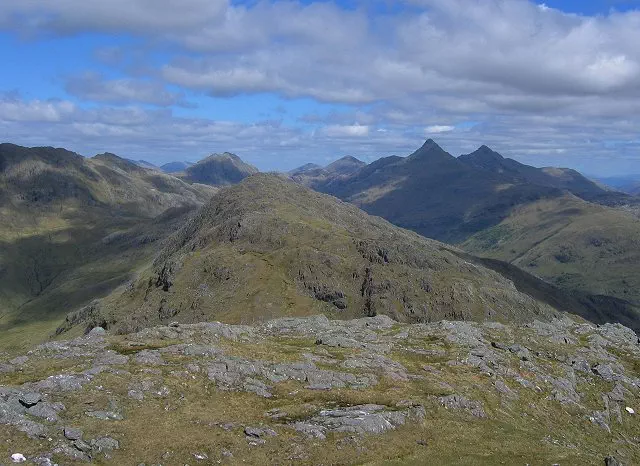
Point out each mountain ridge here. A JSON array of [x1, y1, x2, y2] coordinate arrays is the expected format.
[[71, 173, 579, 336]]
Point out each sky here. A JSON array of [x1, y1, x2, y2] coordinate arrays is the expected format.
[[0, 0, 639, 175]]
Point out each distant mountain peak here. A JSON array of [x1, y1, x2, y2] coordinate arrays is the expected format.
[[201, 152, 241, 162], [421, 138, 440, 149], [93, 152, 144, 172], [407, 139, 452, 161], [463, 145, 505, 163], [336, 155, 363, 163], [182, 152, 258, 186], [288, 163, 323, 176], [325, 155, 366, 175]]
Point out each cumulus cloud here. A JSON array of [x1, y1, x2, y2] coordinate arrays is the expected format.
[[323, 124, 370, 138], [1, 0, 640, 172], [0, 94, 76, 122], [425, 125, 455, 134], [64, 73, 187, 107], [0, 0, 228, 35]]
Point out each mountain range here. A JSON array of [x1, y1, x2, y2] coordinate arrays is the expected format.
[[63, 173, 564, 336], [0, 144, 218, 350], [2, 139, 640, 346], [289, 140, 640, 328], [593, 174, 640, 196], [1, 140, 639, 465]]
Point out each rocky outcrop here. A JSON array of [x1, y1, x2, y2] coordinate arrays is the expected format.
[[1, 315, 639, 464]]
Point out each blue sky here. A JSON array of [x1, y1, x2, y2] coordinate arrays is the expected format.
[[0, 0, 639, 175]]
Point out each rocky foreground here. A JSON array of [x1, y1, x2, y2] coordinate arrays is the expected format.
[[1, 315, 639, 465]]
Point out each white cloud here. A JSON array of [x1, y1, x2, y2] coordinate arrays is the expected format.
[[323, 124, 370, 138], [0, 96, 76, 122], [1, 1, 640, 172], [0, 0, 228, 35], [65, 73, 186, 107], [425, 125, 455, 134]]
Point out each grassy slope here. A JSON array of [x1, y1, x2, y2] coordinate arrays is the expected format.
[[462, 194, 640, 306], [91, 174, 559, 335], [0, 144, 216, 352], [1, 317, 638, 465]]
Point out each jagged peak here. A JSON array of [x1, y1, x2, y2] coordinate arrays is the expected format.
[[459, 145, 505, 163], [407, 139, 453, 161]]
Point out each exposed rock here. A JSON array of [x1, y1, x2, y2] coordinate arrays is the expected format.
[[438, 394, 486, 418], [26, 402, 65, 422], [53, 443, 91, 462], [18, 392, 41, 408], [508, 344, 531, 361], [91, 436, 120, 451], [64, 426, 84, 440], [9, 356, 29, 366], [11, 453, 26, 463], [30, 374, 90, 392], [303, 404, 424, 435], [589, 411, 611, 433], [605, 456, 623, 466], [245, 426, 278, 438], [292, 422, 327, 440], [94, 350, 129, 366], [134, 350, 165, 366]]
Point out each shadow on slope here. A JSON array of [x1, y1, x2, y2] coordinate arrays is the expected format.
[[451, 251, 640, 334]]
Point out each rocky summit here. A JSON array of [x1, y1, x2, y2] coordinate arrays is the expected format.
[[1, 314, 639, 465], [67, 173, 567, 336]]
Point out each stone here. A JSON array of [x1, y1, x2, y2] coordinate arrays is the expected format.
[[491, 341, 508, 351], [18, 392, 41, 408], [32, 374, 90, 392], [134, 350, 165, 366], [438, 394, 486, 418], [589, 411, 611, 432], [625, 407, 635, 414], [244, 426, 277, 438], [94, 351, 129, 366], [26, 402, 65, 422], [592, 364, 622, 382], [185, 363, 201, 373], [605, 456, 623, 466], [88, 327, 106, 335], [608, 383, 627, 403], [508, 344, 531, 361], [11, 453, 26, 463], [301, 404, 423, 436], [9, 356, 29, 366], [128, 390, 144, 401], [293, 422, 327, 440], [74, 439, 93, 453], [91, 436, 120, 451], [0, 363, 15, 373], [569, 357, 591, 374], [64, 427, 83, 440], [243, 378, 272, 398], [33, 456, 55, 466], [53, 443, 91, 462]]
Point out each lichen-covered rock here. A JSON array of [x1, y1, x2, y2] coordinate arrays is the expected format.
[[438, 394, 486, 418]]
